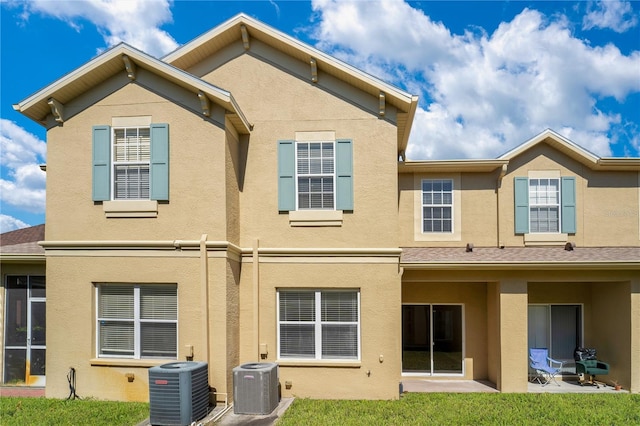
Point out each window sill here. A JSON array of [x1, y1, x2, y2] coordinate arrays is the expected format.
[[90, 358, 173, 367], [277, 359, 361, 368], [524, 233, 568, 246], [103, 200, 158, 218], [289, 210, 343, 227]]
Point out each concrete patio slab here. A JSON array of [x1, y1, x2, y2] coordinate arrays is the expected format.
[[402, 379, 498, 393]]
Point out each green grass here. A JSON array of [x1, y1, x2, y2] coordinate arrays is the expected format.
[[278, 393, 640, 426], [0, 397, 149, 426]]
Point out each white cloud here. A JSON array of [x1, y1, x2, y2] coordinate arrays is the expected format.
[[311, 0, 640, 160], [583, 0, 638, 33], [0, 214, 30, 233], [0, 119, 46, 214], [19, 0, 178, 57]]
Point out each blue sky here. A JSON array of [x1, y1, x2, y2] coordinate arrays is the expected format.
[[1, 0, 639, 232]]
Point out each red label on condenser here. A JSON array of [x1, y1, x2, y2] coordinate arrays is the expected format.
[[155, 379, 168, 385]]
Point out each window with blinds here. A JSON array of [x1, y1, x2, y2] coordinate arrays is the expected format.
[[97, 284, 177, 359], [278, 290, 359, 360], [529, 178, 560, 232], [113, 127, 150, 200], [296, 142, 335, 209]]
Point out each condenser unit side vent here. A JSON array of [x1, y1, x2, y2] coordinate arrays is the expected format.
[[233, 362, 279, 415], [149, 361, 210, 426]]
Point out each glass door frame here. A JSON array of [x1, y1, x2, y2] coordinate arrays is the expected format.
[[528, 303, 583, 374], [401, 303, 465, 377], [3, 275, 46, 386]]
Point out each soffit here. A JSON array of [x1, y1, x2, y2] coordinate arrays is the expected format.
[[498, 129, 640, 171], [399, 160, 509, 174], [163, 14, 418, 151], [14, 44, 251, 134]]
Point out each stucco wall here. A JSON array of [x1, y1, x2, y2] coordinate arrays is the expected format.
[[197, 41, 401, 249], [44, 255, 203, 401], [500, 143, 639, 247], [45, 77, 232, 242], [237, 260, 402, 400]]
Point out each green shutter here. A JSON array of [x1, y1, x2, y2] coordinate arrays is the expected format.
[[278, 140, 295, 211], [150, 123, 169, 201], [92, 125, 111, 201], [335, 139, 353, 211], [561, 176, 576, 234], [514, 177, 529, 234]]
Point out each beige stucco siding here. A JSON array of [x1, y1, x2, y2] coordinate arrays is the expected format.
[[45, 79, 233, 242], [44, 255, 208, 401], [238, 260, 402, 399], [198, 45, 400, 249], [501, 144, 639, 247]]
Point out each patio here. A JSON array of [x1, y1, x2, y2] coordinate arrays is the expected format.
[[401, 378, 629, 394]]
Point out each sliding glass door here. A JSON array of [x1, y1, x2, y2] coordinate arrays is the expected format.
[[402, 304, 463, 375], [528, 304, 582, 372]]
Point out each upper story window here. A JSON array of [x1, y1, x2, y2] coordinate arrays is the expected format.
[[296, 142, 335, 209], [92, 123, 169, 202], [278, 135, 352, 212], [529, 178, 560, 232], [422, 179, 453, 233], [113, 127, 151, 200], [514, 176, 576, 235]]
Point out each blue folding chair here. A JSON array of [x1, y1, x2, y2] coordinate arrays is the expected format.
[[529, 348, 564, 386]]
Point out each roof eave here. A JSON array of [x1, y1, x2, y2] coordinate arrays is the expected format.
[[14, 44, 252, 134], [401, 261, 640, 271], [164, 14, 417, 115], [399, 159, 509, 173]]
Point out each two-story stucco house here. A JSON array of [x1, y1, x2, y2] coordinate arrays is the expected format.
[[3, 14, 639, 401]]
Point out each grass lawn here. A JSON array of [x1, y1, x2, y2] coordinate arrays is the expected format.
[[278, 393, 640, 426], [0, 397, 149, 426]]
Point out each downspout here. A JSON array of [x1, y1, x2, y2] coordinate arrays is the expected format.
[[200, 234, 210, 364], [496, 164, 508, 248], [253, 238, 260, 359]]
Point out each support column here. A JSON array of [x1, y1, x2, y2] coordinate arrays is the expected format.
[[631, 278, 640, 393], [498, 279, 528, 392]]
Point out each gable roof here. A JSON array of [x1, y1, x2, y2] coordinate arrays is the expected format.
[[400, 129, 640, 173], [499, 129, 640, 171], [13, 44, 251, 134], [163, 13, 419, 154]]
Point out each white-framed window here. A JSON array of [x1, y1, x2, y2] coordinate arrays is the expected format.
[[277, 290, 360, 360], [296, 142, 335, 210], [112, 127, 151, 200], [422, 179, 453, 233], [529, 178, 560, 233], [96, 284, 177, 359]]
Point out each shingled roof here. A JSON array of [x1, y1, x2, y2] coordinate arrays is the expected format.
[[401, 246, 640, 269], [0, 224, 45, 255]]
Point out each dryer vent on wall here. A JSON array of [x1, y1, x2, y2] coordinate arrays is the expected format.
[[148, 361, 210, 425], [233, 362, 279, 415]]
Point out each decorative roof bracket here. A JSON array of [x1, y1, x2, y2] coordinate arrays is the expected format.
[[47, 97, 64, 123], [310, 58, 318, 83], [122, 55, 136, 80], [198, 91, 211, 117], [240, 24, 250, 50], [379, 91, 386, 116]]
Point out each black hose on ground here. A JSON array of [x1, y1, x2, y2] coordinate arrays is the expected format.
[[66, 367, 80, 400]]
